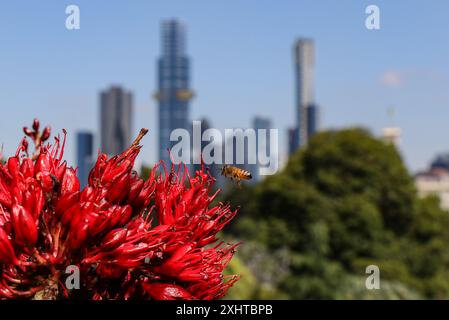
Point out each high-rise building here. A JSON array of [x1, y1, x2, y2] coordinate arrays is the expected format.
[[288, 127, 299, 155], [251, 116, 272, 183], [306, 104, 319, 140], [76, 131, 94, 187], [289, 38, 319, 154], [155, 19, 194, 166], [100, 86, 133, 155]]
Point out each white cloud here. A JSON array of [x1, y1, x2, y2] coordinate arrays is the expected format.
[[380, 70, 404, 87]]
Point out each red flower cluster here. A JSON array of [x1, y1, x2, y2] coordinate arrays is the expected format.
[[0, 120, 239, 299]]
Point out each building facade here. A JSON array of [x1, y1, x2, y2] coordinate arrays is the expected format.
[[431, 153, 449, 171], [416, 168, 449, 211], [76, 131, 94, 187], [289, 38, 319, 155], [100, 86, 133, 155], [155, 19, 194, 166]]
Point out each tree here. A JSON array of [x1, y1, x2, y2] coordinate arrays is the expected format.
[[224, 127, 449, 299], [286, 128, 416, 235]]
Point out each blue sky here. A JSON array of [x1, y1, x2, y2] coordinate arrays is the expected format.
[[0, 0, 448, 172]]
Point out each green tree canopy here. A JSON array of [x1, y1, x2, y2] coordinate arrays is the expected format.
[[224, 128, 449, 299]]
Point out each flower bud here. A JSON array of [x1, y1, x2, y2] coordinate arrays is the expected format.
[[11, 204, 38, 247], [32, 119, 40, 131], [68, 221, 89, 250], [142, 283, 193, 300], [61, 203, 81, 227], [7, 157, 20, 180], [41, 126, 51, 142], [0, 228, 17, 265], [23, 127, 34, 137], [55, 161, 67, 182], [54, 191, 79, 217], [96, 264, 125, 279], [33, 187, 45, 220], [60, 168, 80, 195], [128, 179, 144, 203], [100, 228, 128, 251], [20, 158, 34, 179], [117, 205, 133, 226], [22, 190, 35, 218], [0, 180, 12, 209], [106, 173, 130, 203]]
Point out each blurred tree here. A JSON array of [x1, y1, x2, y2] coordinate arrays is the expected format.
[[286, 128, 416, 235], [223, 128, 449, 299], [335, 276, 421, 299], [140, 165, 152, 181]]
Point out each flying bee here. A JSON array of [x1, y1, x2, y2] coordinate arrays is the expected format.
[[221, 165, 252, 187]]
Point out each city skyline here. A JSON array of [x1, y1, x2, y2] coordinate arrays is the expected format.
[[1, 1, 448, 173]]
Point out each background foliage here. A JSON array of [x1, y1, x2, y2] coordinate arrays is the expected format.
[[222, 128, 449, 299]]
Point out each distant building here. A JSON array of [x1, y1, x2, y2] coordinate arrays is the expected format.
[[77, 131, 94, 187], [381, 127, 401, 147], [382, 106, 401, 147], [416, 168, 449, 211], [290, 38, 319, 155], [431, 153, 449, 171], [306, 104, 319, 140], [100, 86, 133, 155], [154, 19, 194, 167], [288, 127, 299, 156]]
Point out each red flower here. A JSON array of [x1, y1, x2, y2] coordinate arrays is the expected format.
[[0, 119, 240, 300]]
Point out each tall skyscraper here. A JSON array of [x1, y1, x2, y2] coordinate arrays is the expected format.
[[306, 104, 319, 139], [155, 19, 194, 166], [288, 127, 300, 155], [251, 116, 272, 183], [289, 38, 319, 154], [100, 86, 133, 155], [76, 131, 94, 187]]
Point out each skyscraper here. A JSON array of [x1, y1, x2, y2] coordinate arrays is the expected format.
[[76, 131, 94, 187], [289, 38, 319, 154], [288, 127, 300, 155], [306, 104, 319, 139], [100, 86, 133, 155], [155, 19, 194, 166]]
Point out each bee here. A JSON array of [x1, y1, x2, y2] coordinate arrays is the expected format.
[[221, 165, 252, 187]]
